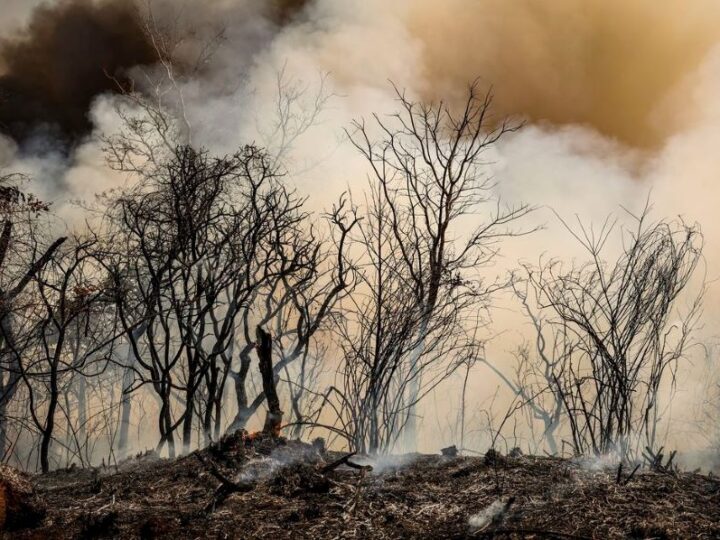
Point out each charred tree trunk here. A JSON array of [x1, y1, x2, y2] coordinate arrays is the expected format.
[[75, 375, 87, 457], [117, 326, 144, 458], [229, 343, 254, 431], [156, 384, 176, 459], [0, 314, 20, 459], [202, 361, 221, 446], [40, 365, 60, 474], [117, 362, 134, 459], [182, 382, 195, 454], [256, 326, 282, 436], [213, 366, 230, 440]]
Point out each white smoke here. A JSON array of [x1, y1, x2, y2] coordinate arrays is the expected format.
[[2, 0, 720, 459]]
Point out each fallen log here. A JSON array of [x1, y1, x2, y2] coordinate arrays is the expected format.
[[344, 460, 373, 472], [643, 446, 678, 473], [616, 463, 641, 486]]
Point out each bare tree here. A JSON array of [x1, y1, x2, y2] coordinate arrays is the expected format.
[[479, 281, 568, 455], [521, 206, 703, 460], [96, 13, 337, 453], [228, 196, 358, 434], [347, 81, 534, 449], [314, 185, 482, 454], [692, 340, 720, 467], [15, 235, 118, 472], [116, 323, 146, 459], [255, 326, 282, 434], [0, 175, 66, 460], [200, 180, 316, 440], [258, 62, 334, 173], [103, 145, 291, 455]]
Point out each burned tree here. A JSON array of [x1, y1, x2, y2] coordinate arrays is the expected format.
[[480, 348, 565, 455], [320, 185, 481, 454], [692, 340, 720, 464], [256, 326, 282, 435], [98, 35, 339, 450], [522, 206, 703, 460], [14, 236, 118, 472], [103, 141, 338, 454], [228, 196, 358, 436], [0, 175, 66, 461], [347, 81, 534, 449], [105, 145, 275, 454], [480, 281, 568, 455]]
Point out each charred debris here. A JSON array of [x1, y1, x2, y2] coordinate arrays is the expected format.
[[1, 432, 719, 539]]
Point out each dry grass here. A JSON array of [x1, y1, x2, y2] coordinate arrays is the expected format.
[[6, 433, 720, 539]]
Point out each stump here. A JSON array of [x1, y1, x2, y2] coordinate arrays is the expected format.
[[0, 465, 45, 530], [256, 326, 283, 435]]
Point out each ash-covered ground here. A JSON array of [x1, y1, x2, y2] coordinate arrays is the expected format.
[[6, 433, 720, 539]]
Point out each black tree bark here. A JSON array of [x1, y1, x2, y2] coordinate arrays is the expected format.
[[256, 326, 282, 435]]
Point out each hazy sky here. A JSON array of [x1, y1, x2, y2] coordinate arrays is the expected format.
[[1, 0, 719, 452], [2, 0, 718, 325]]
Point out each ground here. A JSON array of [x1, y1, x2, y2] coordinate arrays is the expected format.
[[5, 433, 720, 539]]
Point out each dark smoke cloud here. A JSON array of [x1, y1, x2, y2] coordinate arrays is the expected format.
[[270, 0, 313, 25], [0, 0, 314, 150], [0, 0, 157, 148]]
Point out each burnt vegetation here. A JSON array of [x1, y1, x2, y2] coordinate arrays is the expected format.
[[3, 435, 719, 539], [0, 17, 716, 535]]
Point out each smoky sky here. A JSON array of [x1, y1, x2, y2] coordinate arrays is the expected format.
[[270, 0, 313, 24], [4, 0, 716, 153], [0, 0, 158, 147], [407, 0, 720, 148], [0, 0, 313, 150]]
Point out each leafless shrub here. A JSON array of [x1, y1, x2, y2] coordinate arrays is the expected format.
[[519, 204, 703, 460]]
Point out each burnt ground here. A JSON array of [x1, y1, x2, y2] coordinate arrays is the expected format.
[[6, 433, 720, 539]]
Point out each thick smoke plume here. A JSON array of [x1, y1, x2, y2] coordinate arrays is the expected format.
[[407, 0, 720, 148], [3, 0, 719, 149], [0, 0, 311, 148], [270, 0, 313, 24], [0, 0, 157, 146]]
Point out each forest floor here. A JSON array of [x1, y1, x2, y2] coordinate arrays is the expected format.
[[5, 432, 720, 539]]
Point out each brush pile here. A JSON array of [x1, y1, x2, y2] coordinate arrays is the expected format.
[[4, 433, 720, 539]]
